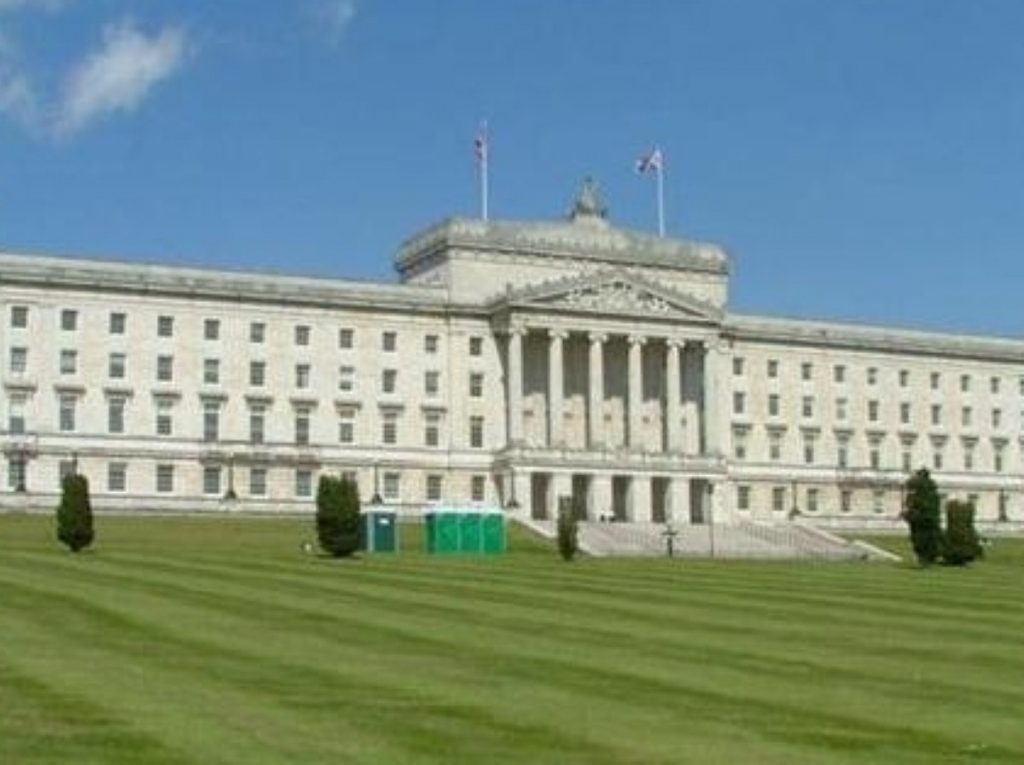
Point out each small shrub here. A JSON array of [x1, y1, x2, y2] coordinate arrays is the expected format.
[[557, 507, 578, 561], [902, 468, 942, 566], [316, 475, 361, 557], [942, 500, 983, 566], [56, 473, 94, 553]]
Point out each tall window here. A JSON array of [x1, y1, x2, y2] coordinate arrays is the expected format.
[[931, 404, 942, 427], [801, 396, 814, 418], [833, 364, 846, 383], [900, 402, 911, 425], [840, 490, 852, 513], [59, 396, 76, 433], [382, 331, 397, 352], [772, 487, 785, 513], [424, 334, 439, 353], [768, 394, 780, 417], [338, 410, 355, 444], [203, 466, 221, 495], [471, 475, 486, 502], [960, 374, 971, 393], [733, 392, 745, 415], [382, 369, 397, 394], [899, 369, 909, 387], [250, 361, 266, 387], [60, 309, 78, 331], [156, 465, 174, 494], [109, 312, 126, 335], [338, 365, 356, 392], [249, 468, 267, 497], [469, 372, 484, 398], [800, 362, 813, 381], [204, 318, 220, 340], [107, 463, 127, 492], [766, 359, 778, 378], [737, 485, 751, 511], [203, 359, 220, 385], [155, 400, 174, 436], [469, 336, 483, 357], [108, 398, 126, 434], [867, 400, 879, 422], [382, 411, 398, 445], [295, 325, 311, 346], [295, 363, 311, 389], [295, 469, 313, 498], [424, 370, 440, 396], [867, 367, 878, 385], [930, 371, 940, 390], [203, 402, 220, 442], [59, 349, 77, 375], [9, 347, 27, 374], [732, 357, 744, 376], [109, 352, 126, 379], [835, 397, 848, 421], [338, 328, 354, 349], [469, 416, 484, 448], [295, 407, 311, 445], [157, 315, 174, 337], [382, 472, 400, 500], [807, 488, 819, 513], [424, 412, 441, 447], [249, 405, 266, 444], [768, 431, 782, 461], [250, 322, 265, 343], [426, 474, 443, 502], [10, 305, 28, 328], [157, 355, 174, 382]]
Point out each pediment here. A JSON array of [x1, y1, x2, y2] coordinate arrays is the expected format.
[[499, 269, 722, 322]]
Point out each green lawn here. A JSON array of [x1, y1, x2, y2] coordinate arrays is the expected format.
[[1, 515, 1023, 765]]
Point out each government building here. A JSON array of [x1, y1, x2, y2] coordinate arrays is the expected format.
[[2, 182, 1022, 529]]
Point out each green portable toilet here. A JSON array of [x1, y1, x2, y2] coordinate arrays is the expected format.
[[425, 510, 461, 553], [459, 512, 483, 552], [481, 511, 505, 554], [360, 510, 398, 552]]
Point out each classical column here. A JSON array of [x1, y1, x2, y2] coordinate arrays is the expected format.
[[588, 332, 606, 449], [683, 342, 700, 455], [630, 475, 652, 522], [628, 334, 646, 449], [550, 472, 573, 520], [588, 473, 612, 521], [702, 339, 723, 456], [507, 327, 525, 445], [548, 329, 566, 447], [667, 477, 691, 524], [665, 339, 683, 453]]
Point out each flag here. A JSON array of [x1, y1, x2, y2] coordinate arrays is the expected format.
[[474, 125, 488, 164], [635, 147, 663, 174]]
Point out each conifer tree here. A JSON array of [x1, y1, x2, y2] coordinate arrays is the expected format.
[[56, 473, 94, 553], [316, 474, 361, 557], [902, 468, 941, 565]]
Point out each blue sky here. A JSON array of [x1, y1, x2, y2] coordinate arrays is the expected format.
[[2, 1, 1024, 335]]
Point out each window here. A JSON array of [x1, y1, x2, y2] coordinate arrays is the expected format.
[[471, 475, 486, 502], [425, 370, 440, 396], [840, 490, 852, 513], [424, 412, 441, 447], [250, 322, 265, 343], [962, 406, 972, 428], [991, 376, 1001, 395], [295, 364, 311, 389], [767, 359, 778, 378], [109, 312, 126, 335], [872, 490, 885, 514], [867, 367, 878, 385], [338, 328, 354, 349], [902, 449, 912, 472], [382, 472, 400, 500], [157, 315, 174, 337], [960, 374, 971, 393], [995, 446, 1005, 473], [772, 487, 785, 513], [469, 372, 484, 398], [203, 402, 219, 442], [10, 305, 28, 328], [155, 400, 173, 436], [807, 488, 819, 513], [59, 460, 75, 484], [801, 396, 814, 418], [837, 438, 849, 469], [868, 400, 879, 422], [801, 362, 813, 381], [204, 318, 220, 340], [768, 432, 782, 461], [469, 336, 483, 357], [732, 392, 745, 415], [203, 359, 220, 385], [7, 455, 26, 490], [426, 474, 443, 502], [930, 371, 940, 390], [250, 361, 266, 387], [732, 357, 744, 376], [59, 396, 76, 433], [109, 353, 126, 380], [803, 438, 815, 465], [108, 398, 126, 434], [203, 466, 221, 496], [931, 404, 942, 427], [382, 331, 397, 352], [733, 431, 747, 460], [295, 470, 313, 498], [295, 325, 311, 346], [157, 355, 173, 382], [833, 364, 845, 383], [107, 462, 127, 492], [295, 407, 310, 445], [382, 411, 398, 445], [469, 416, 484, 448], [382, 369, 397, 394], [900, 402, 911, 425], [9, 347, 27, 374], [60, 309, 78, 331], [768, 394, 780, 417], [933, 449, 944, 470], [329, 365, 354, 395], [156, 465, 174, 494], [249, 405, 266, 445], [964, 447, 974, 471], [338, 410, 355, 444], [7, 395, 26, 434], [992, 408, 1003, 429], [899, 370, 909, 387], [249, 468, 267, 497], [835, 398, 848, 421], [59, 349, 77, 375], [869, 439, 881, 470], [424, 334, 439, 353], [737, 485, 751, 511]]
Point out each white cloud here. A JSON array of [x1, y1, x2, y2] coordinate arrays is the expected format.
[[53, 19, 187, 138], [309, 0, 356, 46], [0, 0, 66, 12]]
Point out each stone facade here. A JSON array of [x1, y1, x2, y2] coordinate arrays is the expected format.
[[2, 190, 1022, 527]]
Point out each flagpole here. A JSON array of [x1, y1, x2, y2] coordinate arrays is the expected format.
[[479, 121, 489, 221], [655, 146, 665, 237]]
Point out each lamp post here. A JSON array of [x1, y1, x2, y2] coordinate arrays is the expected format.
[[662, 523, 678, 558], [369, 460, 383, 506], [706, 482, 716, 559], [789, 479, 799, 521], [223, 453, 237, 501], [505, 468, 520, 511], [998, 489, 1008, 523]]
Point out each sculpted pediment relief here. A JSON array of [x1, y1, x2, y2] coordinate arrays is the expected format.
[[503, 269, 721, 322]]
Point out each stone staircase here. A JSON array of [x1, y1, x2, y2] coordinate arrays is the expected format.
[[517, 517, 890, 561]]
